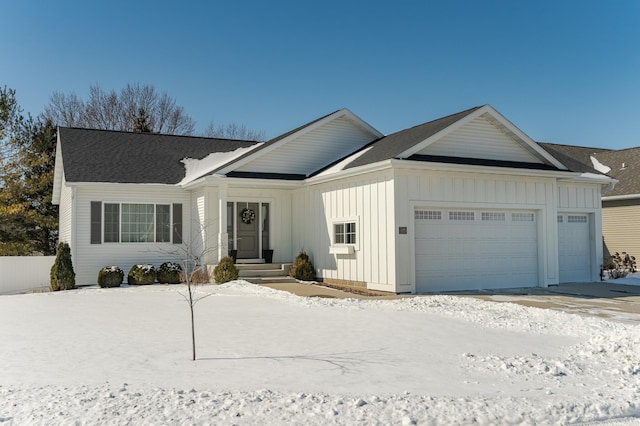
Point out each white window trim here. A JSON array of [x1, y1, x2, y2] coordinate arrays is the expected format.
[[330, 217, 359, 253], [103, 202, 174, 244]]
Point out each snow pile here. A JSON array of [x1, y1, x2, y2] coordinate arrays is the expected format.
[[177, 144, 261, 186], [1, 281, 640, 425]]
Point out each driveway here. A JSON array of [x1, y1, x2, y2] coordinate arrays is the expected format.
[[447, 282, 640, 324], [264, 281, 640, 324]]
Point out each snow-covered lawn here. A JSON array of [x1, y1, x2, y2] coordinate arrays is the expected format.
[[1, 281, 640, 425]]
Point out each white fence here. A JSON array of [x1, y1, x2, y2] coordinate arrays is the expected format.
[[0, 256, 55, 294]]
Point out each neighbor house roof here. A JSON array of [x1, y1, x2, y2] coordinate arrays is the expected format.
[[594, 147, 640, 197], [57, 127, 259, 184]]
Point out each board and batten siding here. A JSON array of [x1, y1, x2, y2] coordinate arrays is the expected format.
[[72, 185, 191, 285], [234, 116, 375, 176], [602, 199, 640, 262], [293, 170, 396, 292], [394, 170, 604, 290]]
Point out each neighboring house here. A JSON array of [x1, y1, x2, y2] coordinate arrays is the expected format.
[[52, 105, 614, 293], [541, 143, 640, 263]]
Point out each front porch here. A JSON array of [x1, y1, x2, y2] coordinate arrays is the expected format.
[[190, 182, 297, 268]]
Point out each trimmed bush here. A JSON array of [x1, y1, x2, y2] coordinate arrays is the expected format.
[[289, 250, 315, 281], [158, 262, 183, 284], [127, 264, 157, 285], [213, 256, 239, 283], [97, 266, 124, 288], [50, 242, 76, 291]]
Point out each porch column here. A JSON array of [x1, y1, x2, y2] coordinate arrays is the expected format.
[[218, 183, 228, 263]]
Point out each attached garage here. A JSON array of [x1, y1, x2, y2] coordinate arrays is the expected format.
[[414, 208, 539, 293], [558, 213, 592, 282]]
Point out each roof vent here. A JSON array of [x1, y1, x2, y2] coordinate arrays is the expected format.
[[621, 162, 627, 170]]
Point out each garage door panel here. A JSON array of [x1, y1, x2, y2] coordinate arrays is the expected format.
[[415, 208, 538, 292], [558, 214, 591, 282]]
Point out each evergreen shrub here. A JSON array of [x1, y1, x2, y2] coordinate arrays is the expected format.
[[157, 262, 183, 284], [50, 242, 76, 291], [127, 264, 157, 285], [213, 256, 239, 283], [289, 250, 315, 281], [97, 266, 124, 288]]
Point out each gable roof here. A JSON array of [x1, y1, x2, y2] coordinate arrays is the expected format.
[[343, 105, 567, 172], [212, 108, 383, 177], [57, 127, 259, 184]]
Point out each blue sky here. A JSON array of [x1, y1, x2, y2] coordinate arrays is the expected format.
[[3, 1, 639, 148]]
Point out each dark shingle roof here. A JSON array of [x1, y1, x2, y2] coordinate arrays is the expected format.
[[345, 106, 483, 169], [537, 142, 609, 174], [594, 148, 640, 196], [59, 127, 259, 184]]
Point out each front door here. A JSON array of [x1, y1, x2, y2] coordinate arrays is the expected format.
[[237, 202, 259, 259]]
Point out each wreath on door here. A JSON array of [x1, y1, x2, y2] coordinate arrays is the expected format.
[[241, 208, 256, 224]]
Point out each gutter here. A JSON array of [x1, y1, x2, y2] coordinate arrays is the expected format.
[[602, 193, 640, 202]]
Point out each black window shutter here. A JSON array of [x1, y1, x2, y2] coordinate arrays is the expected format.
[[172, 203, 183, 244], [90, 201, 102, 244]]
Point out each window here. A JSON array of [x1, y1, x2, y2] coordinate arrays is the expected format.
[[415, 210, 441, 220], [104, 204, 120, 243], [103, 203, 173, 243], [568, 215, 588, 223], [557, 215, 563, 223], [156, 204, 171, 243], [481, 212, 505, 221], [512, 212, 535, 222], [334, 221, 356, 245], [449, 211, 474, 221]]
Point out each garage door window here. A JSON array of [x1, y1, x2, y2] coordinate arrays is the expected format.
[[449, 211, 474, 221], [568, 215, 587, 223], [415, 210, 441, 220], [512, 212, 535, 222], [482, 212, 505, 221]]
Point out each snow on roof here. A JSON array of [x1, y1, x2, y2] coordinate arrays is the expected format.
[[177, 144, 262, 186]]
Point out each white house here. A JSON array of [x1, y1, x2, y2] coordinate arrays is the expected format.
[[52, 105, 614, 293]]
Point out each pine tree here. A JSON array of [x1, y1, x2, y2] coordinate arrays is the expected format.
[[133, 107, 151, 133], [0, 87, 58, 255]]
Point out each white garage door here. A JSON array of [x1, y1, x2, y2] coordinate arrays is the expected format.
[[415, 209, 538, 292], [558, 214, 591, 282]]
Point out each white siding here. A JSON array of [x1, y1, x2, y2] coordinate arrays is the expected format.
[[396, 170, 558, 289], [235, 116, 375, 175], [73, 185, 192, 285], [225, 186, 293, 264], [292, 170, 396, 292], [58, 174, 73, 244], [417, 114, 543, 164]]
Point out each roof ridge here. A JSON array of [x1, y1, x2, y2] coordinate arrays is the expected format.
[[57, 126, 259, 143], [384, 105, 483, 137], [539, 141, 611, 151]]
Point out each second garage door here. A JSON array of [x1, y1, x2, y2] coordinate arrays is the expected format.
[[415, 209, 539, 292]]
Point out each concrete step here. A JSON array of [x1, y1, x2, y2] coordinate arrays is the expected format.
[[238, 268, 289, 278], [234, 263, 290, 271], [242, 276, 298, 285]]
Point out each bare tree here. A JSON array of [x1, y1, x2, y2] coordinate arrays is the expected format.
[[204, 120, 266, 141], [152, 222, 221, 361], [42, 83, 196, 135]]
